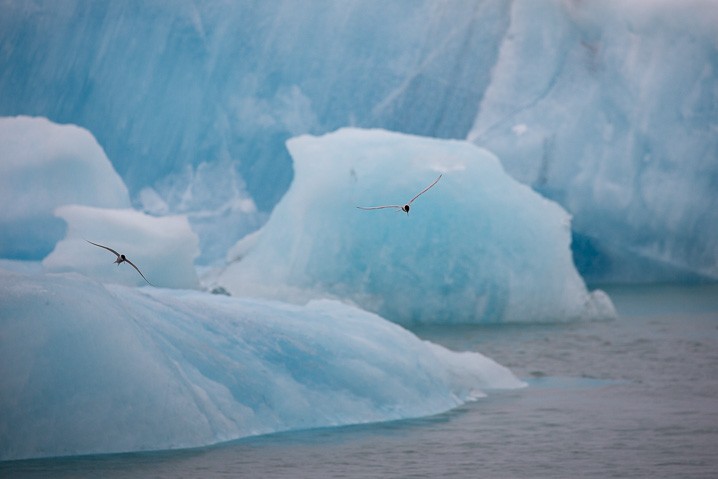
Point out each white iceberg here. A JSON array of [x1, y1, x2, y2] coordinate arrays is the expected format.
[[43, 205, 200, 289], [0, 116, 130, 259]]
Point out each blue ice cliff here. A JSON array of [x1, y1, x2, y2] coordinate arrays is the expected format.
[[468, 1, 718, 282], [217, 128, 614, 324]]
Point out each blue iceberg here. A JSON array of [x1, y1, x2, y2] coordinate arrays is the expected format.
[[217, 128, 614, 324], [469, 0, 718, 282], [0, 268, 523, 461]]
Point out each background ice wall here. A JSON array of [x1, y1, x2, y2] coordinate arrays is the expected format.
[[468, 0, 718, 283], [1, 0, 715, 281], [0, 0, 508, 211]]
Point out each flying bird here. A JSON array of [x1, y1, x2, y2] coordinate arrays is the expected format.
[[86, 240, 154, 286], [357, 174, 442, 215]]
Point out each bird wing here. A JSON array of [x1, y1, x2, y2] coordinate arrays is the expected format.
[[86, 240, 120, 258], [356, 205, 403, 211], [408, 174, 442, 205], [124, 258, 153, 286]]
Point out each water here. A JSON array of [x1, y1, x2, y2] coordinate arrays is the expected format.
[[3, 284, 718, 478]]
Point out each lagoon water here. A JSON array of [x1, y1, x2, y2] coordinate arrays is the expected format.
[[3, 283, 717, 478]]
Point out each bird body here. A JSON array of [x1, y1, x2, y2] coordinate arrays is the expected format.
[[86, 240, 153, 286]]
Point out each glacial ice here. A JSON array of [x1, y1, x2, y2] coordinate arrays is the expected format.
[[217, 128, 615, 324], [0, 0, 509, 211], [0, 116, 130, 259], [1, 1, 715, 281], [468, 0, 718, 282], [43, 205, 200, 289], [137, 158, 267, 266], [0, 267, 524, 461]]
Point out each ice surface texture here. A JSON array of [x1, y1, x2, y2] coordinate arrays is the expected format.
[[0, 0, 509, 211], [0, 117, 130, 259], [218, 129, 615, 324], [0, 268, 523, 461], [468, 0, 718, 282]]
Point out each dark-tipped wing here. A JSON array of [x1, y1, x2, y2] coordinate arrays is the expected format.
[[407, 174, 442, 205], [356, 205, 403, 211], [123, 257, 154, 286], [86, 240, 120, 258]]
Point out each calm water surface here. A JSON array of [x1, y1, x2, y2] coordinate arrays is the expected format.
[[3, 284, 718, 478]]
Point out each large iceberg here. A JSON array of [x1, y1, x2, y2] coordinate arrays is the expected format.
[[0, 116, 130, 259], [0, 268, 524, 461], [217, 128, 614, 324], [468, 0, 718, 282]]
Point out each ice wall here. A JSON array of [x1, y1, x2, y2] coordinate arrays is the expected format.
[[0, 268, 523, 460], [217, 128, 615, 324], [0, 116, 130, 259], [0, 0, 509, 211], [468, 0, 718, 282]]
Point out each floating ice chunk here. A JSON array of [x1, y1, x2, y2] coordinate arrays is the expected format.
[[218, 128, 615, 324], [0, 116, 130, 259], [43, 205, 200, 289], [0, 268, 524, 460]]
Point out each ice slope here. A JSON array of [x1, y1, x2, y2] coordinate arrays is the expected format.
[[468, 0, 718, 282], [0, 268, 524, 461], [217, 128, 615, 325], [0, 116, 130, 259]]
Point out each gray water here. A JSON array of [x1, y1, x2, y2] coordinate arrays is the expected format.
[[3, 284, 718, 478]]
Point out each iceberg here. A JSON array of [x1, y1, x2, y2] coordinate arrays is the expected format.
[[217, 128, 615, 324], [0, 116, 130, 259], [0, 268, 524, 461], [468, 0, 718, 282], [43, 205, 200, 289], [1, 1, 714, 282]]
